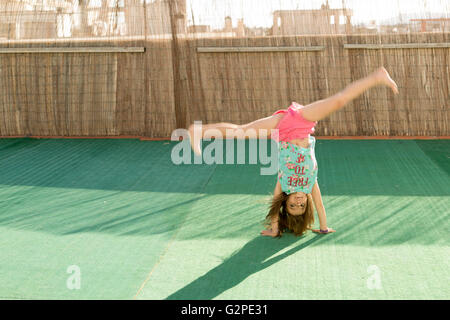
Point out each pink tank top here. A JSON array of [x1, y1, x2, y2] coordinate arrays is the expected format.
[[272, 102, 317, 142]]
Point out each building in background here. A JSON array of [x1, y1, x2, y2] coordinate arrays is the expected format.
[[0, 0, 187, 40], [409, 18, 450, 32], [0, 0, 66, 39], [272, 3, 353, 35], [187, 24, 210, 33], [218, 16, 245, 37], [185, 16, 245, 38]]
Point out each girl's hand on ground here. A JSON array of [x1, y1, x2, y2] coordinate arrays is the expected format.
[[260, 229, 279, 237], [312, 227, 336, 234]]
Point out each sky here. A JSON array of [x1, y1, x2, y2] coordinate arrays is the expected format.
[[185, 0, 450, 28]]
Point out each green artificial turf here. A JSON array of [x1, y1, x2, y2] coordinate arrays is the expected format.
[[0, 138, 448, 299]]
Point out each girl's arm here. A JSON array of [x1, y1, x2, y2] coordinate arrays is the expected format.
[[311, 181, 336, 234]]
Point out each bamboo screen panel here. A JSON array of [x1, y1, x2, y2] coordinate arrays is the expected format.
[[0, 1, 448, 137]]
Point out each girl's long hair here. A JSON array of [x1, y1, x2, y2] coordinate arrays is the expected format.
[[265, 192, 315, 237]]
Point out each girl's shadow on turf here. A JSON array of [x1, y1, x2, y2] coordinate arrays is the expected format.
[[165, 234, 322, 300]]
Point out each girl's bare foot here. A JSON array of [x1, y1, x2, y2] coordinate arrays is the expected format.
[[188, 123, 202, 156], [374, 67, 399, 94]]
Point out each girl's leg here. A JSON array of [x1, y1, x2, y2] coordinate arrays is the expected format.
[[301, 67, 398, 122], [188, 113, 284, 155]]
